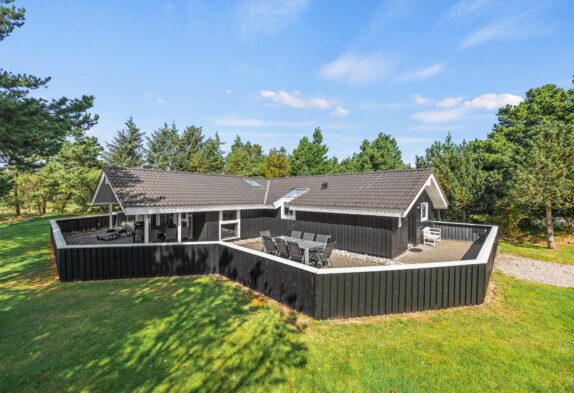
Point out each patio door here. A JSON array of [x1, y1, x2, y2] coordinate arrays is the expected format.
[[408, 210, 417, 245]]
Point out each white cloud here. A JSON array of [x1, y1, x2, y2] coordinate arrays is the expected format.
[[213, 116, 315, 128], [156, 98, 166, 104], [412, 92, 523, 123], [463, 93, 523, 109], [235, 0, 310, 37], [399, 63, 446, 81], [461, 21, 511, 48], [331, 107, 350, 117], [260, 90, 331, 110], [443, 0, 493, 21], [412, 107, 469, 123], [226, 89, 232, 94], [437, 96, 465, 108], [412, 94, 433, 106], [319, 52, 393, 86]]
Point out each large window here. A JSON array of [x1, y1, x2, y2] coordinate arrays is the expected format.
[[420, 202, 429, 222], [219, 210, 240, 240]]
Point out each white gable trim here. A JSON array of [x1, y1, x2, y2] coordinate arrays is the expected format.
[[289, 205, 403, 218], [402, 173, 448, 217], [90, 172, 123, 210]]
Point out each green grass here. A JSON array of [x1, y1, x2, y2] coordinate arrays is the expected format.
[[499, 239, 574, 265], [1, 218, 573, 392]]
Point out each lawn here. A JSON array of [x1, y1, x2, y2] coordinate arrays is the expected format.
[[1, 218, 573, 392], [499, 239, 574, 266]]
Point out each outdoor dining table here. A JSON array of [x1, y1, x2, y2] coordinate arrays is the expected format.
[[273, 235, 325, 265]]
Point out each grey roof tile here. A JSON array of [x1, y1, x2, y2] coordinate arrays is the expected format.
[[102, 167, 436, 213]]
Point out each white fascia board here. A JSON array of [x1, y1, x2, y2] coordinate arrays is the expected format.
[[90, 172, 124, 210], [402, 173, 448, 217], [124, 204, 273, 216], [289, 205, 403, 218]]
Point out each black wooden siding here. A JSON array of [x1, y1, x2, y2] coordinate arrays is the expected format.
[[57, 213, 126, 234], [51, 217, 498, 320], [240, 209, 403, 258]]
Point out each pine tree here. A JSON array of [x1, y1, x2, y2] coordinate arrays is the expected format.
[[173, 125, 204, 172], [198, 132, 225, 174], [146, 122, 179, 170], [224, 135, 264, 176], [261, 148, 290, 178], [352, 132, 405, 172], [289, 128, 331, 176], [510, 121, 574, 249], [103, 117, 145, 168]]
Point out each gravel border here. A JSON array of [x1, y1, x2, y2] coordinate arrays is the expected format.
[[495, 254, 574, 288]]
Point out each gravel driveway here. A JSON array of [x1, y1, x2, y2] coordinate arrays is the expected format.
[[496, 254, 574, 287]]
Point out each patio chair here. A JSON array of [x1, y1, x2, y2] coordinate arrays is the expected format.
[[149, 229, 160, 243], [164, 227, 177, 242], [315, 234, 330, 244], [310, 242, 336, 267], [260, 230, 271, 238], [291, 230, 302, 239], [423, 227, 441, 247], [262, 235, 277, 255], [275, 238, 290, 258], [302, 232, 315, 241], [287, 241, 304, 263]]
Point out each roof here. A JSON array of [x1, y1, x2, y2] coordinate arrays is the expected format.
[[94, 166, 448, 217]]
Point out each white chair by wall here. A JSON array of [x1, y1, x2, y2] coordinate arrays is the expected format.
[[423, 227, 442, 247]]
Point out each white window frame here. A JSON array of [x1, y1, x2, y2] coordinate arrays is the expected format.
[[280, 200, 296, 220], [420, 202, 429, 222], [219, 210, 241, 241]]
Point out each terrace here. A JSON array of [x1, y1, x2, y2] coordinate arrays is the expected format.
[[51, 213, 498, 319]]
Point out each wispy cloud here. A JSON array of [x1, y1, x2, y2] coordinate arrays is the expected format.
[[260, 90, 328, 109], [331, 107, 350, 117], [398, 63, 446, 81], [459, 0, 559, 48], [412, 94, 433, 106], [235, 0, 310, 38], [213, 116, 314, 128], [363, 0, 415, 39], [319, 52, 393, 86], [412, 93, 523, 123], [443, 0, 494, 21], [436, 96, 464, 108], [156, 98, 166, 104]]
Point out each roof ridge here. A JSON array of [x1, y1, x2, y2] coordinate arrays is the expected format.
[[104, 166, 259, 179]]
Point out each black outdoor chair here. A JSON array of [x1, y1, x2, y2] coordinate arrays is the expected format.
[[302, 232, 315, 241], [262, 236, 277, 255], [275, 238, 290, 258], [287, 241, 304, 262], [291, 230, 302, 239], [315, 234, 330, 244], [149, 229, 160, 243], [164, 227, 177, 242], [310, 242, 336, 267]]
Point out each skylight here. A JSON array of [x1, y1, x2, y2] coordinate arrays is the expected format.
[[283, 188, 309, 199], [244, 179, 263, 188]]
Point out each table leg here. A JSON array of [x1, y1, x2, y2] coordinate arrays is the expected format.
[[304, 248, 309, 265]]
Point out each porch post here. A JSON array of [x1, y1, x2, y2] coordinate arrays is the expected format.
[[177, 213, 182, 243], [109, 204, 113, 229], [144, 214, 149, 243]]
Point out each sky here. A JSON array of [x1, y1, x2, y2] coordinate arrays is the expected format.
[[2, 0, 573, 164]]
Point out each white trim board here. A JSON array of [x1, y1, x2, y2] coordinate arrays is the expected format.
[[125, 204, 272, 215]]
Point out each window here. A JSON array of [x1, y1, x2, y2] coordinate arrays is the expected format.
[[283, 188, 309, 199], [282, 201, 295, 220], [420, 202, 429, 222], [244, 179, 262, 188], [219, 210, 240, 240]]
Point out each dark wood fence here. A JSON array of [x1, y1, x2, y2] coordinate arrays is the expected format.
[[50, 218, 498, 320], [56, 213, 127, 234]]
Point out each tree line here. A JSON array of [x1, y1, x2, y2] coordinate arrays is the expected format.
[[0, 1, 572, 247]]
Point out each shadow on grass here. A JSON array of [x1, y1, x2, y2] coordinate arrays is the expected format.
[[2, 276, 308, 392]]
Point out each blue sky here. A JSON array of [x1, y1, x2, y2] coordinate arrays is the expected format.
[[2, 0, 573, 164]]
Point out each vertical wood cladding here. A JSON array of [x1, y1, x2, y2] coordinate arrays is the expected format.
[[51, 219, 498, 320], [240, 209, 402, 258]]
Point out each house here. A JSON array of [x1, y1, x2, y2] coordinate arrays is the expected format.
[[91, 167, 449, 258]]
